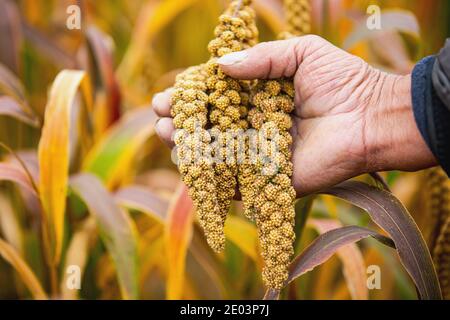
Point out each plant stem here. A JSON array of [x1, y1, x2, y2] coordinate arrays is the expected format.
[[40, 218, 59, 298]]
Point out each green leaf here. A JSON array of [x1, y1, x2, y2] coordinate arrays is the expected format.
[[83, 108, 157, 188], [70, 173, 139, 299]]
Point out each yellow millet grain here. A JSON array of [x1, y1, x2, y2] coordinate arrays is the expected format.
[[240, 0, 311, 289], [171, 65, 225, 252], [283, 0, 311, 36], [433, 215, 450, 299], [206, 0, 258, 246], [245, 79, 296, 290]]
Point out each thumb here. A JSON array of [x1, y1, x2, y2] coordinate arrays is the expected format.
[[217, 35, 317, 80]]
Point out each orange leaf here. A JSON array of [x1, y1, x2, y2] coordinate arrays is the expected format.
[[164, 184, 194, 300]]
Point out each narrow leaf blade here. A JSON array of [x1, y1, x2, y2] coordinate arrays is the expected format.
[[323, 180, 442, 300], [70, 173, 139, 299], [224, 215, 259, 262], [38, 70, 92, 264], [264, 226, 392, 300], [0, 238, 47, 299], [165, 184, 194, 300], [115, 185, 168, 223], [83, 108, 157, 187], [0, 162, 37, 196], [0, 96, 39, 126], [309, 219, 368, 300]]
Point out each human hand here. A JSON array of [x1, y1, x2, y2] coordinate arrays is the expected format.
[[153, 35, 436, 195]]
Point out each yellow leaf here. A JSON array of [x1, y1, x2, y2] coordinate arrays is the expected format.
[[0, 238, 47, 299], [117, 0, 200, 82], [38, 70, 92, 265], [224, 215, 260, 263]]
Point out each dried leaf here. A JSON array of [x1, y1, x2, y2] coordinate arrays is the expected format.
[[0, 0, 22, 74], [0, 238, 47, 299], [369, 172, 391, 192], [0, 162, 37, 197], [0, 63, 26, 102], [0, 96, 39, 126], [309, 219, 368, 300], [323, 180, 442, 300], [21, 21, 75, 68], [116, 185, 228, 299], [84, 26, 121, 133], [264, 225, 393, 300]]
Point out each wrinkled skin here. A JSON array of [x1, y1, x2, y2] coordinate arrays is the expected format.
[[153, 35, 437, 196]]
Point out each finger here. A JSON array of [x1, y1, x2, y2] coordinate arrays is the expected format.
[[217, 35, 322, 80], [155, 117, 175, 148], [152, 88, 173, 118]]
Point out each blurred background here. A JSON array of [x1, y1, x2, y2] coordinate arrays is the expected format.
[[0, 0, 448, 300]]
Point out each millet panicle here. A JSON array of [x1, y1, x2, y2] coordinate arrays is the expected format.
[[171, 65, 224, 252], [238, 0, 312, 290], [283, 0, 311, 36], [247, 79, 297, 290], [427, 168, 450, 299], [205, 0, 258, 252]]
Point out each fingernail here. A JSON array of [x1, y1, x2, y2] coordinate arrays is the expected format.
[[217, 51, 248, 66]]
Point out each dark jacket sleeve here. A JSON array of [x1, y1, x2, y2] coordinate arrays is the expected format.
[[411, 39, 450, 177]]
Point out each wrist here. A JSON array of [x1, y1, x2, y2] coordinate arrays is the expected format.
[[364, 72, 437, 172]]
